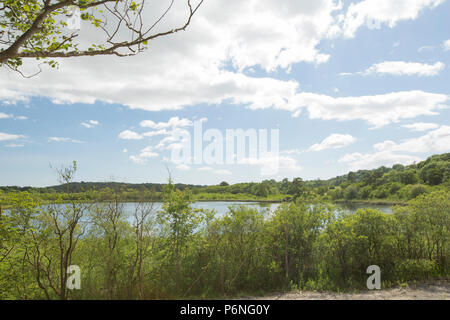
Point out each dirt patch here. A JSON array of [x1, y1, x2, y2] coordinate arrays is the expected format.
[[248, 280, 449, 300]]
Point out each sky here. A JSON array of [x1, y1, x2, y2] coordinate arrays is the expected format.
[[1, 0, 450, 187]]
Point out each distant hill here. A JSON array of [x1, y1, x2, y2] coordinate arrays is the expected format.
[[0, 181, 206, 193], [1, 153, 449, 200]]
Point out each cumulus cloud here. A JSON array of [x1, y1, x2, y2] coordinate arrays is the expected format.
[[0, 112, 12, 119], [0, 1, 446, 132], [374, 126, 450, 154], [118, 130, 143, 140], [341, 0, 445, 38], [129, 146, 159, 165], [363, 61, 445, 76], [289, 91, 449, 128], [1, 0, 384, 119], [0, 0, 344, 110], [81, 120, 100, 128], [308, 134, 356, 152], [402, 122, 440, 132], [339, 126, 450, 170]]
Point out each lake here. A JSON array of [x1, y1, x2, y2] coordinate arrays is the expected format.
[[119, 201, 394, 217]]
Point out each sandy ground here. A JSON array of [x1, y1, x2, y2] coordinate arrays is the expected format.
[[248, 280, 449, 300]]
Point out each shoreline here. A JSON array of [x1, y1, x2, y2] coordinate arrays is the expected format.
[[1, 198, 405, 209]]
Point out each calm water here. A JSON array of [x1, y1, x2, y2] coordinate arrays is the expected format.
[[119, 201, 393, 217], [5, 201, 394, 217]]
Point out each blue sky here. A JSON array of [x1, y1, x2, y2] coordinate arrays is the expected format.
[[1, 0, 450, 187]]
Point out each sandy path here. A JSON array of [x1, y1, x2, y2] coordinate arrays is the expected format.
[[248, 280, 449, 300]]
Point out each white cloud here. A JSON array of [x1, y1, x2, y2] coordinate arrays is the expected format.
[[129, 146, 159, 165], [140, 117, 194, 129], [402, 122, 440, 132], [443, 40, 450, 51], [341, 0, 446, 38], [81, 120, 100, 128], [0, 0, 342, 111], [374, 125, 450, 154], [122, 148, 128, 153], [142, 129, 170, 138], [363, 61, 445, 76], [308, 134, 356, 152], [289, 91, 449, 128], [0, 1, 446, 131], [339, 126, 450, 170], [0, 132, 26, 141], [118, 130, 143, 140], [339, 151, 422, 170], [0, 113, 28, 120], [48, 137, 83, 143]]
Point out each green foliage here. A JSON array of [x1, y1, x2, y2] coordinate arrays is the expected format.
[[0, 155, 449, 299], [344, 186, 359, 200], [1, 153, 448, 206], [0, 187, 449, 299], [409, 184, 429, 199]]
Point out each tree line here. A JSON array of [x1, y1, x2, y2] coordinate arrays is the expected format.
[[1, 153, 449, 205]]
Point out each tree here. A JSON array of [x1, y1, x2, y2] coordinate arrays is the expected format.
[[157, 179, 201, 295], [420, 162, 445, 186], [289, 178, 304, 200], [398, 170, 419, 185], [28, 161, 94, 299], [257, 182, 269, 198], [0, 0, 204, 73], [344, 186, 358, 200], [409, 184, 428, 199], [347, 171, 356, 183], [219, 181, 229, 187]]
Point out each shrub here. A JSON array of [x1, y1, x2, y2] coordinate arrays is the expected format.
[[409, 184, 428, 199]]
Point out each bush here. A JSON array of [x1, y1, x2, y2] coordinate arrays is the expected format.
[[409, 184, 428, 199], [344, 186, 359, 200], [394, 259, 438, 282]]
